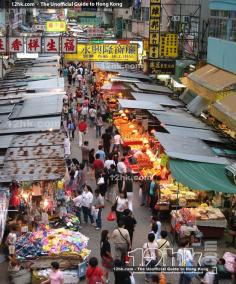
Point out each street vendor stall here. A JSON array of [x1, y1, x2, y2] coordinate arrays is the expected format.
[[171, 205, 227, 241]]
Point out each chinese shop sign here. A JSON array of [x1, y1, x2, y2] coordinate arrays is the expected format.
[[159, 33, 178, 58], [46, 21, 67, 32], [149, 0, 161, 61], [64, 44, 138, 62], [0, 37, 77, 54], [149, 59, 176, 75]]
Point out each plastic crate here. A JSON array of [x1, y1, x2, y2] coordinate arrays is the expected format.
[[78, 261, 87, 280]]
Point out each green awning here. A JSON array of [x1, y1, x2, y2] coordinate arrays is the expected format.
[[170, 159, 236, 193]]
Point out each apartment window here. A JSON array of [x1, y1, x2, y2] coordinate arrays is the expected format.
[[142, 7, 149, 21], [210, 9, 236, 42]]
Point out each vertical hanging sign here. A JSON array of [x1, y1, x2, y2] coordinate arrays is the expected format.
[[149, 0, 161, 73]]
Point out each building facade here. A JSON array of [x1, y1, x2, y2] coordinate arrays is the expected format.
[[208, 0, 236, 73]]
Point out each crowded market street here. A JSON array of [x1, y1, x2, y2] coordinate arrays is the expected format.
[[1, 1, 236, 284]]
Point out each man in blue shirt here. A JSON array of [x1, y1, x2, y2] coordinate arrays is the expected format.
[[96, 145, 106, 162]]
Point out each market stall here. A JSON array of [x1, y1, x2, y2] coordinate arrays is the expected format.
[[171, 205, 227, 242]]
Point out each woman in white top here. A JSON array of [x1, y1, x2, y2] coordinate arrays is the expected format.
[[81, 185, 94, 225], [115, 191, 128, 224], [143, 233, 158, 281]]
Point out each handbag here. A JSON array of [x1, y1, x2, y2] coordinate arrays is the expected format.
[[97, 176, 105, 185], [102, 255, 114, 269], [107, 211, 116, 221]]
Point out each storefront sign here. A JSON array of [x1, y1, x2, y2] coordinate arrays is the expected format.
[[46, 21, 66, 32], [149, 59, 176, 75], [78, 17, 101, 26], [44, 37, 60, 53], [61, 37, 77, 53], [149, 0, 161, 69], [9, 37, 24, 53], [87, 28, 105, 37], [160, 33, 178, 58], [26, 37, 42, 53], [0, 37, 6, 53], [64, 44, 138, 62]]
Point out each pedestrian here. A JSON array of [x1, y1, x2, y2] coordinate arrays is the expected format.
[[149, 175, 161, 214], [177, 241, 193, 284], [72, 69, 76, 85], [76, 163, 86, 191], [139, 176, 151, 206], [143, 233, 159, 282], [41, 261, 64, 284], [112, 145, 120, 165], [67, 120, 76, 139], [77, 72, 82, 87], [81, 141, 90, 170], [100, 230, 113, 283], [88, 105, 97, 128], [67, 70, 72, 85], [104, 154, 115, 170], [122, 209, 137, 246], [102, 129, 112, 156], [81, 105, 89, 121], [107, 164, 117, 202], [96, 145, 106, 162], [156, 231, 170, 266], [150, 275, 160, 284], [86, 257, 104, 284], [81, 185, 94, 225], [113, 259, 133, 284], [5, 225, 18, 257], [72, 190, 82, 226], [89, 148, 95, 173], [150, 215, 162, 240], [122, 171, 134, 211], [95, 114, 103, 138], [93, 189, 104, 230], [78, 119, 87, 147], [93, 153, 104, 181], [114, 191, 128, 224], [113, 130, 122, 151], [112, 220, 131, 262], [117, 157, 127, 193], [64, 135, 71, 158]]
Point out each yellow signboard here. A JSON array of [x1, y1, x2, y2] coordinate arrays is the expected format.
[[65, 44, 138, 62], [46, 21, 66, 32], [150, 4, 161, 18], [159, 33, 178, 58]]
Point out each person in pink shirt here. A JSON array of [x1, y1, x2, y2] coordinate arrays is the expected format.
[[41, 262, 64, 284]]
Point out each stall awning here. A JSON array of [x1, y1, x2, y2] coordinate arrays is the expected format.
[[170, 159, 236, 193], [118, 99, 165, 111], [187, 95, 210, 116], [135, 83, 173, 94], [209, 94, 236, 132], [111, 76, 141, 83], [181, 64, 236, 102]]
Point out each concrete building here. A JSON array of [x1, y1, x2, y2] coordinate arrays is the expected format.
[[207, 0, 236, 74], [113, 0, 210, 58]]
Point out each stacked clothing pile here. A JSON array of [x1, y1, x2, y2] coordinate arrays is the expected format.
[[15, 229, 90, 260]]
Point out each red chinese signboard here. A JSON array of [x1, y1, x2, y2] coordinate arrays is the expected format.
[[9, 37, 24, 53], [44, 37, 60, 53], [61, 37, 77, 53], [26, 37, 41, 53], [0, 37, 6, 53]]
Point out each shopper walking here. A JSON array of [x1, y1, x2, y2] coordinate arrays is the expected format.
[[112, 220, 131, 262], [143, 233, 158, 282], [93, 189, 104, 230], [113, 191, 128, 224], [81, 141, 90, 170], [86, 257, 104, 284], [122, 171, 134, 211], [102, 129, 112, 156], [81, 185, 94, 225], [72, 190, 82, 226], [95, 114, 103, 138], [122, 209, 137, 246], [78, 119, 87, 147], [100, 230, 113, 283]]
